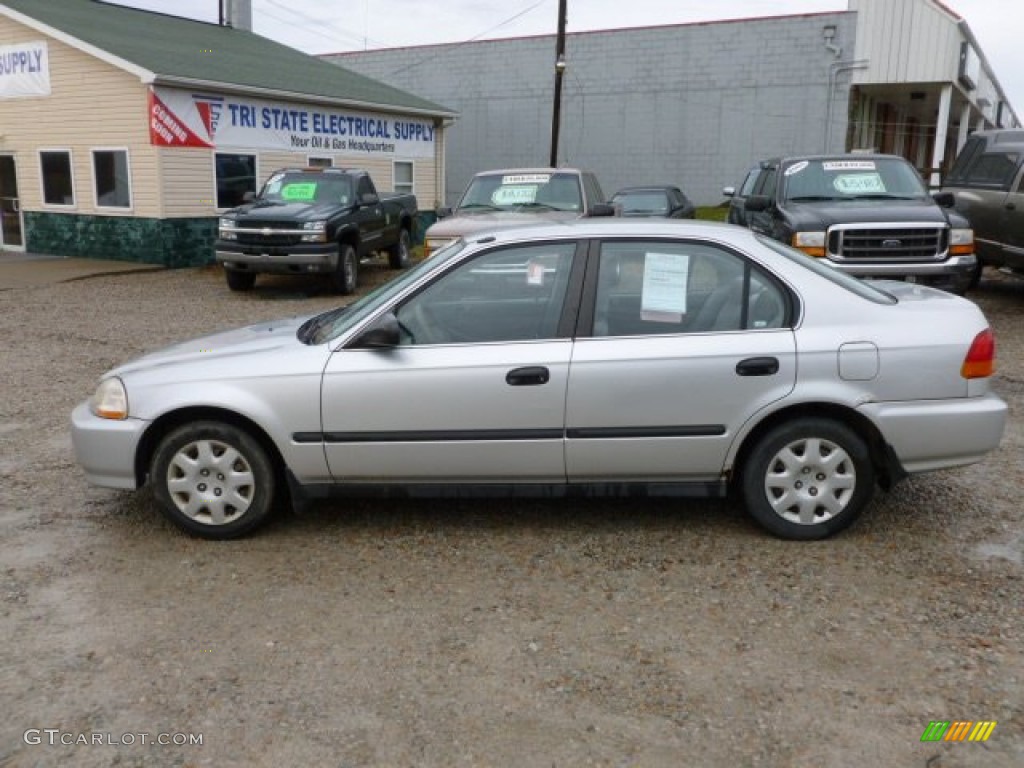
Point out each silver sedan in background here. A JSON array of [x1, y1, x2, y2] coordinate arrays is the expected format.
[[71, 220, 1007, 540]]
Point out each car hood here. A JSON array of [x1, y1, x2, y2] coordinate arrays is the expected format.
[[782, 198, 960, 228], [109, 315, 313, 378], [228, 200, 350, 223], [427, 209, 582, 238]]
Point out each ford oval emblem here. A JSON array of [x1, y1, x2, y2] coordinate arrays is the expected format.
[[882, 238, 902, 249]]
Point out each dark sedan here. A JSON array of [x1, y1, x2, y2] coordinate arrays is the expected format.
[[611, 186, 695, 219]]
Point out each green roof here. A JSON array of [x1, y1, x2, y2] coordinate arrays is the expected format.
[[0, 0, 454, 117]]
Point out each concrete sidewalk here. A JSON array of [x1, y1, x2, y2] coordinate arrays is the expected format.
[[0, 251, 162, 291]]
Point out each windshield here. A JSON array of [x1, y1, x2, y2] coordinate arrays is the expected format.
[[781, 158, 928, 203], [457, 172, 583, 213], [259, 173, 354, 205], [299, 241, 467, 344]]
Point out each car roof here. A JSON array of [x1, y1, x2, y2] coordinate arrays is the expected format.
[[774, 153, 906, 164], [967, 129, 1024, 149], [613, 186, 680, 194], [458, 217, 756, 247], [474, 167, 585, 176]]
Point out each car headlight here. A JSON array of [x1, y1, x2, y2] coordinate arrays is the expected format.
[[425, 237, 456, 258], [950, 228, 974, 255], [301, 220, 328, 243], [792, 231, 827, 257], [219, 218, 238, 241], [90, 377, 128, 420]]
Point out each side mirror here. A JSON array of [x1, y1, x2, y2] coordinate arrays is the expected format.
[[589, 203, 617, 217], [351, 312, 401, 349], [437, 206, 453, 218], [744, 195, 770, 212], [242, 191, 257, 203], [360, 192, 380, 207], [932, 191, 955, 208], [722, 186, 736, 198]]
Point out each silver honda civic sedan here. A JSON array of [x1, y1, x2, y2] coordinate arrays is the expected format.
[[71, 219, 1007, 541]]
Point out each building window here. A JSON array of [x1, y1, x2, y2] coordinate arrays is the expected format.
[[394, 161, 414, 195], [92, 149, 132, 208], [308, 156, 333, 168], [40, 150, 75, 206], [215, 153, 257, 208]]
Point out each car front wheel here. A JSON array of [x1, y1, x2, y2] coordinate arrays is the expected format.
[[388, 227, 411, 270], [151, 421, 276, 539], [225, 269, 256, 292], [741, 418, 875, 540]]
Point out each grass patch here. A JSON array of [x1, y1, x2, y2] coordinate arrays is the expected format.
[[696, 206, 729, 222]]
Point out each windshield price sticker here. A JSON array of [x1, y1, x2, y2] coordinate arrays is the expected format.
[[281, 183, 318, 201], [492, 186, 537, 205], [641, 252, 690, 321], [502, 174, 551, 185], [833, 173, 886, 195], [823, 160, 876, 172]]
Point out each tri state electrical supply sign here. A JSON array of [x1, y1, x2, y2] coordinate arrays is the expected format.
[[0, 41, 50, 99], [148, 87, 435, 158]]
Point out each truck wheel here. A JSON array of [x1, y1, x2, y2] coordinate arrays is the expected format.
[[225, 270, 256, 292], [388, 228, 411, 270], [332, 243, 358, 295]]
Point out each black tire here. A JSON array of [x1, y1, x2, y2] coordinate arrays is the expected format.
[[332, 243, 358, 295], [966, 261, 984, 291], [740, 418, 875, 540], [388, 227, 412, 270], [150, 421, 276, 540], [225, 269, 256, 292]]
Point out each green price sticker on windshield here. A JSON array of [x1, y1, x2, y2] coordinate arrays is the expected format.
[[281, 183, 318, 201]]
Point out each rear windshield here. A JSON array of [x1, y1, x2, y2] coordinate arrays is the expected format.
[[756, 236, 896, 305]]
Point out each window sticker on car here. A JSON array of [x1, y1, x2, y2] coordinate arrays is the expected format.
[[784, 161, 809, 176], [281, 182, 318, 201], [641, 252, 690, 321], [832, 173, 886, 195], [502, 174, 551, 185], [823, 160, 877, 172], [526, 260, 545, 286], [492, 186, 537, 205]]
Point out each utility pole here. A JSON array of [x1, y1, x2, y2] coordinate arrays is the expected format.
[[549, 0, 567, 167]]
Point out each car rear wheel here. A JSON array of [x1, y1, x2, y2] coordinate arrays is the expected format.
[[225, 269, 256, 292], [388, 227, 411, 270], [151, 421, 275, 539], [332, 243, 358, 294], [741, 418, 875, 540]]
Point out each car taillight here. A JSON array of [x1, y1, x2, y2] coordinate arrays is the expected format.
[[961, 329, 995, 379]]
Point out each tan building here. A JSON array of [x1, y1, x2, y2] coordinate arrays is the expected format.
[[0, 0, 455, 264]]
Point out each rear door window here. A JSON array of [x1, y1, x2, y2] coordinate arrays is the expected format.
[[964, 152, 1021, 189]]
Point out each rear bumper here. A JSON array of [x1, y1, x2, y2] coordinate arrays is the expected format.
[[858, 392, 1007, 474], [216, 243, 337, 274]]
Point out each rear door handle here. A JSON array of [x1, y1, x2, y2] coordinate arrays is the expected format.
[[736, 356, 779, 376], [506, 366, 550, 386]]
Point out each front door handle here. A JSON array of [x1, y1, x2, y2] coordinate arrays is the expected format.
[[736, 356, 779, 376], [506, 366, 550, 386]]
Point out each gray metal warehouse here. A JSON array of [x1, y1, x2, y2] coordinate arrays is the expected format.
[[326, 0, 1020, 207]]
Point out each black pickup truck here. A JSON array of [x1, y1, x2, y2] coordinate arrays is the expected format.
[[216, 168, 417, 293], [724, 154, 978, 294]]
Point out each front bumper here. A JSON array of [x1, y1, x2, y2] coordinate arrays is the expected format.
[[71, 401, 149, 489], [858, 392, 1007, 474], [215, 242, 338, 274], [827, 254, 977, 281]]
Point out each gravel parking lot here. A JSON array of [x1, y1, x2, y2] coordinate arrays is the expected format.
[[1, 262, 1022, 767]]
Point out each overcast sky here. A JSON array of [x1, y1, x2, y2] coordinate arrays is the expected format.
[[108, 0, 1021, 118]]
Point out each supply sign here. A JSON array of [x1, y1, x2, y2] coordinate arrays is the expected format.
[[0, 41, 50, 99]]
